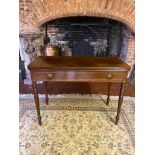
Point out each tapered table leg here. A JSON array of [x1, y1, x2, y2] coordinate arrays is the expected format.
[[32, 82, 41, 126], [115, 82, 125, 125], [44, 81, 49, 105], [107, 82, 111, 106]]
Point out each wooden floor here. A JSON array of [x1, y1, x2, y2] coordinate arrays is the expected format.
[[19, 81, 135, 97]]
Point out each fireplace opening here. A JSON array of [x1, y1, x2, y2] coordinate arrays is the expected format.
[[42, 16, 131, 61], [19, 16, 134, 83]]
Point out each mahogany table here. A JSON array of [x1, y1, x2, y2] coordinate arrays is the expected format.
[[28, 56, 130, 125]]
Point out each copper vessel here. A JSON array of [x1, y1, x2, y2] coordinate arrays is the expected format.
[[45, 45, 60, 56]]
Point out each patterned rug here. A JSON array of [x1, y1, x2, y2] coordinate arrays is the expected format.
[[19, 94, 135, 155]]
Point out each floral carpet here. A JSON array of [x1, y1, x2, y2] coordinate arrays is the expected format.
[[19, 94, 135, 155]]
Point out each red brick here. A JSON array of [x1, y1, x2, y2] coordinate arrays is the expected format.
[[20, 0, 135, 35]]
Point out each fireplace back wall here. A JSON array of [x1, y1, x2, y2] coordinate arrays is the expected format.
[[45, 16, 130, 60]]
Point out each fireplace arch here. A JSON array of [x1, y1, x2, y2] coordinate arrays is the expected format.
[[20, 0, 135, 35]]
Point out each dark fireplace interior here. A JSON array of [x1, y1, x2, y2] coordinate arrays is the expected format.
[[43, 16, 131, 61]]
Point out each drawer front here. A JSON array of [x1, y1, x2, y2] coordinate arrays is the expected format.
[[31, 71, 128, 82]]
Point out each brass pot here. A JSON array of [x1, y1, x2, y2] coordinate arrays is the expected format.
[[45, 45, 60, 56]]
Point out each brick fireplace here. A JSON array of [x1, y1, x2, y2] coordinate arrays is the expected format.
[[19, 0, 135, 82]]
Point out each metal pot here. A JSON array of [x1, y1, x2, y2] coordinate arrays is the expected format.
[[45, 45, 60, 56]]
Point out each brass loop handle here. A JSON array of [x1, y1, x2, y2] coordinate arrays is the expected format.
[[47, 73, 53, 79], [107, 73, 113, 80]]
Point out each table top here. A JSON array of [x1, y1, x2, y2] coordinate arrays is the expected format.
[[28, 56, 130, 71]]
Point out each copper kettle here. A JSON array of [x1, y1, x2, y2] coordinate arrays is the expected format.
[[45, 45, 60, 56], [43, 23, 60, 56]]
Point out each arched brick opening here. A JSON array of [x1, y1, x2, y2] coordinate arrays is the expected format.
[[20, 0, 135, 34]]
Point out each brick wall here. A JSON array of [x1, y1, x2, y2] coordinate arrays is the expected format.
[[19, 0, 33, 12], [47, 17, 108, 41], [127, 32, 135, 66], [19, 0, 135, 34], [126, 32, 135, 77]]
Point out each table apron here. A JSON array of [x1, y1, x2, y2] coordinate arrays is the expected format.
[[31, 71, 128, 82]]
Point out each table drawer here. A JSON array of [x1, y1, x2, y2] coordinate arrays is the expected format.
[[31, 71, 128, 82]]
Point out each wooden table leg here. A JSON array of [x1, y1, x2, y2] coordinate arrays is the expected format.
[[32, 82, 41, 126], [115, 82, 125, 125], [107, 82, 111, 106], [44, 81, 49, 105]]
